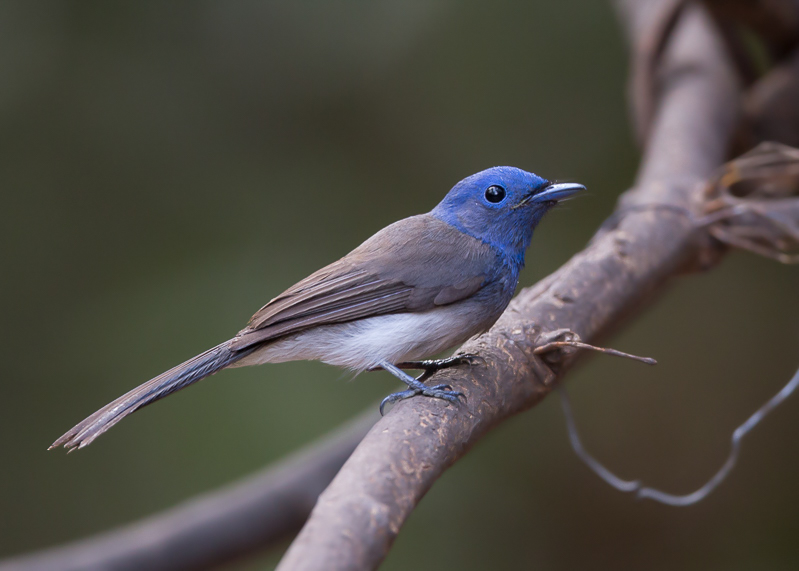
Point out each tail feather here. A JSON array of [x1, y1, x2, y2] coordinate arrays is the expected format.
[[50, 340, 254, 451]]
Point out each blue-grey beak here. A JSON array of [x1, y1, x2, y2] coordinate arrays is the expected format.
[[532, 182, 586, 203]]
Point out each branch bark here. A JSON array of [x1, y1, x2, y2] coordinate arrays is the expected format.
[[275, 3, 741, 569]]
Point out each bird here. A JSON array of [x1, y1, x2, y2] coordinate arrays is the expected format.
[[50, 167, 584, 451]]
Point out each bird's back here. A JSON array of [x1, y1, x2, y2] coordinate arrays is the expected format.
[[231, 214, 513, 351]]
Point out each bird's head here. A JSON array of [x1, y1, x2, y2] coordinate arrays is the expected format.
[[431, 166, 584, 266]]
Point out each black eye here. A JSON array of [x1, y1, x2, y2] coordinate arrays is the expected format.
[[484, 185, 506, 203]]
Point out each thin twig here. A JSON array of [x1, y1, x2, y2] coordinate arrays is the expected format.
[[558, 366, 799, 506], [534, 340, 657, 366]]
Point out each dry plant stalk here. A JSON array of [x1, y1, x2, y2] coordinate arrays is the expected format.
[[703, 142, 799, 263]]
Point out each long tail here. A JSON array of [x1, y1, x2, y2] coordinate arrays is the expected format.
[[50, 340, 255, 451]]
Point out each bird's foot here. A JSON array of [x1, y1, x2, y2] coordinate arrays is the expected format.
[[379, 383, 466, 416], [395, 354, 483, 381], [375, 359, 469, 415]]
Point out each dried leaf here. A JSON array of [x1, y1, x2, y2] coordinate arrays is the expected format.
[[703, 142, 799, 263]]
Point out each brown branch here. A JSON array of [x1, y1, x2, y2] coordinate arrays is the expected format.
[[0, 412, 377, 571], [742, 45, 799, 149], [14, 0, 799, 569], [275, 3, 741, 570], [533, 337, 658, 366], [627, 0, 799, 144]]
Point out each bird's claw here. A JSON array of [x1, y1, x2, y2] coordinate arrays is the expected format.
[[455, 354, 485, 367], [425, 383, 452, 391], [379, 385, 466, 416], [423, 386, 466, 404], [380, 389, 418, 415]]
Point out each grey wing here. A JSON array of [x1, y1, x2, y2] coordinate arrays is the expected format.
[[50, 216, 500, 451], [229, 214, 500, 351]]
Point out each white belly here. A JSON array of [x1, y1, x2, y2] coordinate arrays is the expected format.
[[233, 307, 487, 372]]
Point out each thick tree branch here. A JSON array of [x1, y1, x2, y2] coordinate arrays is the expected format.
[[0, 412, 377, 571], [625, 0, 799, 143], [15, 0, 799, 569], [275, 3, 741, 570]]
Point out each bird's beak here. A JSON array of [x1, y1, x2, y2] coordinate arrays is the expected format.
[[532, 182, 586, 203], [512, 182, 586, 209]]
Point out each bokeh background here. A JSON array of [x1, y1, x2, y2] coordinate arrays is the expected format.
[[2, 1, 798, 569]]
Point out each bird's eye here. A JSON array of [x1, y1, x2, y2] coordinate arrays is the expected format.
[[484, 185, 506, 203]]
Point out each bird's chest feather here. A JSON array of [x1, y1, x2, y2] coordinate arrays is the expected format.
[[238, 288, 512, 372]]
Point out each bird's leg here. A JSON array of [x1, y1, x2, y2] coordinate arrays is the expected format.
[[370, 354, 482, 382], [395, 354, 482, 380], [377, 360, 466, 415]]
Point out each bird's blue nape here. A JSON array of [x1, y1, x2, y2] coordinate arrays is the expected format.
[[430, 166, 555, 267]]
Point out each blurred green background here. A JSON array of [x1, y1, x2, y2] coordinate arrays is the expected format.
[[1, 1, 798, 569]]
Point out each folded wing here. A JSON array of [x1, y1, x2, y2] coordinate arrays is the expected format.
[[230, 214, 499, 350]]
